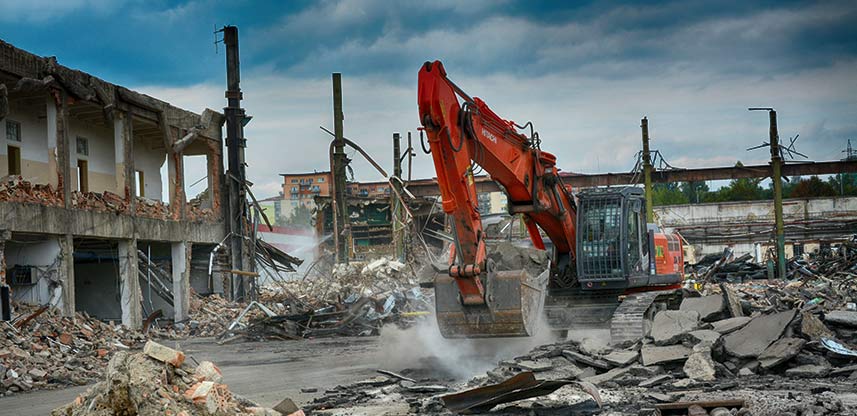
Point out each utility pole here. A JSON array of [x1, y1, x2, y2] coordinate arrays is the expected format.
[[750, 108, 785, 279], [392, 132, 404, 261], [221, 25, 254, 300], [331, 73, 350, 264], [641, 117, 654, 223]]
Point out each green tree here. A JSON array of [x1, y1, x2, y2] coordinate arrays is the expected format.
[[710, 161, 765, 201], [652, 182, 689, 206], [827, 173, 857, 196], [680, 181, 710, 204], [790, 176, 838, 198], [284, 204, 314, 227]]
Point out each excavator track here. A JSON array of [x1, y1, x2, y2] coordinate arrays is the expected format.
[[610, 289, 682, 344]]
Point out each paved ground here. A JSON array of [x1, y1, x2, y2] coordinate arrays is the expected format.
[[0, 336, 386, 416]]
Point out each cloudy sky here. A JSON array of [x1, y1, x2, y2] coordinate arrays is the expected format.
[[2, 0, 856, 198]]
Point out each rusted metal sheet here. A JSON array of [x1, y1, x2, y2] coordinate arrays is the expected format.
[[441, 371, 601, 414]]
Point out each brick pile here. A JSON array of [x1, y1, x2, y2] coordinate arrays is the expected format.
[[0, 302, 147, 396], [0, 175, 62, 206], [52, 341, 284, 416]]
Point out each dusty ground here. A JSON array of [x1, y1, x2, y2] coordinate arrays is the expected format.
[[0, 336, 385, 416], [3, 330, 856, 415]]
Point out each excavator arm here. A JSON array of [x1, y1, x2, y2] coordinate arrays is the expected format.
[[418, 60, 578, 337]]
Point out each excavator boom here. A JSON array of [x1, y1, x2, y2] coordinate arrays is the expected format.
[[418, 61, 578, 338]]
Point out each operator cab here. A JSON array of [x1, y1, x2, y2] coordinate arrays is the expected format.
[[575, 186, 682, 291]]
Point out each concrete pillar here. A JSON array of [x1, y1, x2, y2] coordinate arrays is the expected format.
[[58, 234, 75, 317], [114, 112, 135, 208], [171, 241, 191, 322], [167, 128, 186, 220], [0, 230, 10, 286], [46, 97, 59, 190], [206, 141, 223, 218], [118, 239, 142, 329]]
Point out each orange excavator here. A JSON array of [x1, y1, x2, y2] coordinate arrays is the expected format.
[[418, 61, 685, 342]]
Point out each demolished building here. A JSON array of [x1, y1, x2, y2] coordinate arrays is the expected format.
[[0, 39, 241, 329]]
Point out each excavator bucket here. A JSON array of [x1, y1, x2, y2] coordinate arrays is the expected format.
[[434, 268, 549, 338]]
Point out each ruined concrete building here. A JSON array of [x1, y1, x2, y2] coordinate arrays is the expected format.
[[0, 39, 232, 329]]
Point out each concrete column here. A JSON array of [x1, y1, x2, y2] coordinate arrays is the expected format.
[[206, 141, 223, 218], [46, 97, 59, 189], [48, 91, 72, 207], [166, 128, 186, 220], [171, 241, 191, 322], [0, 230, 10, 286], [118, 239, 142, 329], [58, 234, 75, 317], [114, 112, 135, 208]]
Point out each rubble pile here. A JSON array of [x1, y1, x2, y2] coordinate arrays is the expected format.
[[0, 175, 62, 206], [71, 190, 128, 213], [216, 258, 432, 342], [52, 341, 280, 416], [152, 294, 246, 339], [297, 282, 857, 415], [0, 302, 147, 395], [134, 197, 171, 219], [690, 238, 857, 284]]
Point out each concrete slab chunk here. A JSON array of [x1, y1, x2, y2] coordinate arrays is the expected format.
[[651, 310, 700, 346], [581, 366, 631, 385], [683, 342, 717, 381], [711, 317, 752, 334], [721, 283, 744, 318], [680, 295, 725, 322], [684, 329, 721, 345], [641, 345, 692, 366], [758, 337, 806, 369], [562, 349, 611, 370], [824, 311, 857, 328], [514, 359, 554, 372], [786, 364, 831, 378], [723, 310, 796, 358], [639, 374, 672, 387], [602, 350, 640, 367]]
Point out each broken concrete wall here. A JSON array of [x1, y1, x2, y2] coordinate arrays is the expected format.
[[67, 112, 116, 193], [132, 136, 166, 201], [0, 96, 49, 180], [5, 237, 62, 305]]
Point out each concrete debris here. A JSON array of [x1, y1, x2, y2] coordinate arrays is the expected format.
[[680, 294, 726, 322], [51, 345, 273, 416], [0, 301, 146, 395], [143, 340, 186, 366], [651, 310, 700, 345], [710, 316, 752, 334], [758, 337, 806, 369], [684, 329, 721, 344], [785, 364, 831, 378], [641, 345, 692, 366], [0, 175, 62, 206], [602, 350, 640, 367], [723, 309, 796, 358], [824, 310, 857, 328], [683, 342, 717, 381]]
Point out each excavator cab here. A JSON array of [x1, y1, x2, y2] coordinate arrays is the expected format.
[[576, 187, 650, 290], [575, 186, 683, 290]]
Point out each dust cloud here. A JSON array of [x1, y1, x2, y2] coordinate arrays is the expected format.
[[374, 312, 560, 381]]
